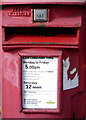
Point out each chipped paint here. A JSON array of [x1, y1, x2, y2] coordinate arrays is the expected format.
[[39, 42, 44, 44], [70, 68, 76, 75], [63, 57, 79, 90], [63, 43, 65, 45], [3, 53, 18, 88], [32, 42, 37, 44], [13, 42, 71, 45], [38, 24, 46, 27], [75, 23, 81, 27]]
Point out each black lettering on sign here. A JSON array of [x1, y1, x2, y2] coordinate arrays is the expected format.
[[37, 14, 44, 18], [26, 85, 32, 89]]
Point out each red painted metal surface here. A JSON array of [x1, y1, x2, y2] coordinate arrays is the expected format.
[[1, 0, 86, 6], [2, 5, 81, 27], [1, 2, 86, 119]]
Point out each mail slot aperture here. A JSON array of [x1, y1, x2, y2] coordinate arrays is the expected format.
[[3, 27, 79, 51]]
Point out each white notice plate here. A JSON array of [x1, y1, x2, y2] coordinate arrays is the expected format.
[[22, 57, 58, 109]]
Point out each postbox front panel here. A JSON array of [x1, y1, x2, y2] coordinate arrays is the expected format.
[[2, 4, 85, 119]]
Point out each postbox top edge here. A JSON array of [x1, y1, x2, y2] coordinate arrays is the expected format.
[[1, 1, 86, 6]]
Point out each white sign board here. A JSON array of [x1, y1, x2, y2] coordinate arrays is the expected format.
[[22, 57, 58, 109]]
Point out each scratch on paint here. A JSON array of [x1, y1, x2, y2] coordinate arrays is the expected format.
[[63, 57, 79, 90]]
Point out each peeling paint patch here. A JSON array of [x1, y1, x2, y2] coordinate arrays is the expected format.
[[3, 53, 19, 88], [63, 57, 79, 90], [70, 68, 76, 75]]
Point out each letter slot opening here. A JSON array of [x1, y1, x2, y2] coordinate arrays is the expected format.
[[4, 27, 79, 46]]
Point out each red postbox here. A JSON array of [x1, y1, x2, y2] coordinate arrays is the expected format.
[[1, 1, 86, 119]]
